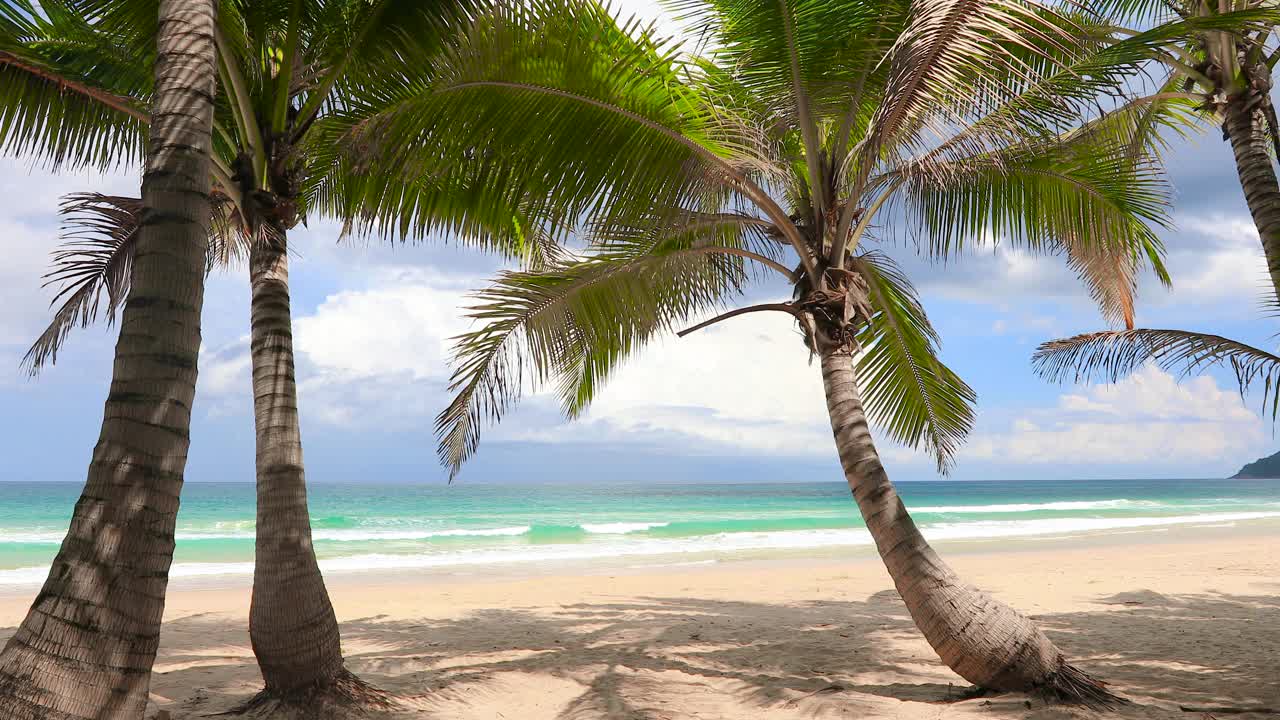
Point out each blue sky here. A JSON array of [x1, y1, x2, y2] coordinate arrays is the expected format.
[[0, 3, 1275, 484]]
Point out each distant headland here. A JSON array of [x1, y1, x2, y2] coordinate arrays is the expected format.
[[1232, 450, 1280, 479]]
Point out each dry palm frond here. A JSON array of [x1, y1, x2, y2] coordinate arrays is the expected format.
[[1033, 329, 1280, 419], [22, 193, 142, 374]]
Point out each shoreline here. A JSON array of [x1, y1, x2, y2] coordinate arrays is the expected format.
[[2, 514, 1276, 600], [1, 523, 1275, 718]]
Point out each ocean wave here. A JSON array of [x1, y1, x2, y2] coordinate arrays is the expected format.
[[2, 509, 1276, 585], [312, 526, 533, 541], [0, 531, 66, 544], [581, 522, 670, 534], [0, 522, 670, 545], [912, 499, 1165, 513]]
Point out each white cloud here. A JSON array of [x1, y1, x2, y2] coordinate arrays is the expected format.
[[0, 158, 137, 353], [199, 267, 486, 426], [200, 335, 252, 395], [294, 269, 476, 382], [965, 364, 1265, 465], [610, 0, 690, 45], [260, 266, 842, 455], [262, 266, 1266, 473], [896, 211, 1268, 326], [1159, 214, 1267, 305], [508, 308, 837, 455]]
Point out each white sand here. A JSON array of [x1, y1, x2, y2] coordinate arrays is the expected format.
[[1, 524, 1276, 719]]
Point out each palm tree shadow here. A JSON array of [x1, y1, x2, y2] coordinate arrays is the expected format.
[[1033, 589, 1280, 710], [6, 587, 1270, 718]]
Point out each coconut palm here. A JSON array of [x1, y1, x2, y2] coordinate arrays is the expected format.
[[340, 0, 1264, 702], [1093, 0, 1280, 296], [7, 0, 542, 709], [1034, 1, 1280, 421], [0, 1, 218, 718]]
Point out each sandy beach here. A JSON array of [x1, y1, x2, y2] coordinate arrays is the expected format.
[[1, 524, 1275, 719]]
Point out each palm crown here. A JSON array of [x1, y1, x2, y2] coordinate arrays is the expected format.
[[2, 0, 552, 370], [342, 0, 1252, 477], [1033, 1, 1280, 425]]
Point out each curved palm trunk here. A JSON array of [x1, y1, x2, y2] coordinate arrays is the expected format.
[[819, 349, 1120, 706], [246, 237, 348, 694], [0, 2, 217, 718], [1225, 104, 1280, 302]]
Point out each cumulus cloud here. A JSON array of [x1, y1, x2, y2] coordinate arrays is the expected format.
[[890, 209, 1266, 320], [0, 158, 137, 360], [510, 309, 837, 455], [234, 261, 1266, 475], [194, 267, 484, 425], [1160, 214, 1267, 305], [294, 268, 477, 381], [965, 364, 1265, 466]]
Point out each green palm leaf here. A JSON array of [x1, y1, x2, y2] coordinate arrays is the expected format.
[[1032, 329, 1280, 419], [889, 133, 1171, 327], [851, 252, 975, 473], [417, 0, 1188, 476], [435, 212, 773, 477], [303, 114, 564, 268], [0, 0, 149, 169], [339, 0, 785, 249]]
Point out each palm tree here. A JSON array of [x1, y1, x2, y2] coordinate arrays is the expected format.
[[1034, 1, 1280, 422], [343, 0, 1251, 703], [1099, 0, 1280, 294], [0, 0, 218, 718], [8, 0, 540, 709]]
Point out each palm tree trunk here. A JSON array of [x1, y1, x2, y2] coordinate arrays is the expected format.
[[819, 349, 1120, 706], [1225, 104, 1280, 302], [0, 2, 217, 718], [246, 236, 348, 694]]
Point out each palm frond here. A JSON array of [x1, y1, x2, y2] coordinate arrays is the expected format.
[[0, 0, 150, 169], [886, 131, 1171, 327], [667, 0, 908, 204], [670, 0, 903, 118], [853, 4, 1273, 203], [303, 114, 567, 269], [23, 190, 243, 374], [338, 0, 781, 253], [1032, 329, 1280, 420], [1090, 0, 1185, 24], [861, 0, 1084, 164], [436, 212, 769, 478], [851, 252, 976, 473], [23, 193, 142, 373]]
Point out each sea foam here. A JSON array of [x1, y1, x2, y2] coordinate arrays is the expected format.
[[2, 509, 1276, 585], [912, 499, 1165, 513]]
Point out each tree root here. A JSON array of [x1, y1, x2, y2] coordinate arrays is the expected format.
[[1034, 662, 1129, 710], [217, 669, 394, 719], [947, 684, 999, 702]]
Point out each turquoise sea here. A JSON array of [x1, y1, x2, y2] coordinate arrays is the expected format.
[[1, 478, 1278, 586]]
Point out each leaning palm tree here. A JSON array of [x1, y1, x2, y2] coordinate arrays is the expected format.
[[0, 1, 218, 718], [9, 0, 541, 709], [343, 0, 1260, 702]]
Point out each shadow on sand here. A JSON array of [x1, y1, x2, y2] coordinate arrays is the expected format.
[[3, 588, 1274, 719]]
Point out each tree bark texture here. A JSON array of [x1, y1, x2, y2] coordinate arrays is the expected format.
[[819, 349, 1120, 705], [246, 238, 346, 693], [0, 2, 217, 717], [1225, 104, 1280, 303]]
